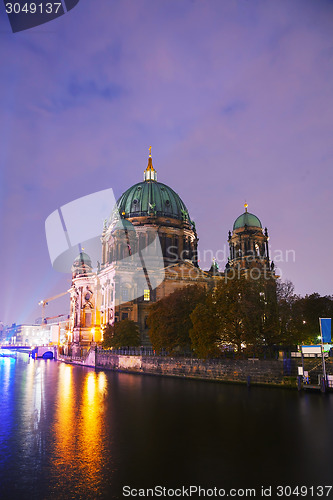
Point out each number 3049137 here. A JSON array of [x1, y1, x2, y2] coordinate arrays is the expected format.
[[276, 485, 332, 497], [5, 3, 62, 14]]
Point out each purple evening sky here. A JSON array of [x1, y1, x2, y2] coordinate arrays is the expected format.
[[0, 0, 332, 326]]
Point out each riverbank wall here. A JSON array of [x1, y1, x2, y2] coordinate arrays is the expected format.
[[98, 352, 286, 385], [58, 349, 333, 388]]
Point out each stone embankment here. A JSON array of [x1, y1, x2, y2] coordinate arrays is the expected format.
[[58, 348, 333, 388]]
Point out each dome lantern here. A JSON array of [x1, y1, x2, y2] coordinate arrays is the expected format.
[[143, 146, 157, 182]]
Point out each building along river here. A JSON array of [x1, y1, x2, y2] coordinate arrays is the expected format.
[[0, 351, 333, 500]]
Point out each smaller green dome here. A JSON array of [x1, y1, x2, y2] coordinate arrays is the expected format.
[[233, 211, 262, 230], [111, 218, 136, 234], [73, 252, 92, 266]]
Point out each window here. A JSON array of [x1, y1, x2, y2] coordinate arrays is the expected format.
[[85, 312, 92, 328], [122, 288, 129, 300], [166, 237, 173, 258], [122, 313, 128, 320], [144, 289, 150, 301], [131, 199, 140, 212]]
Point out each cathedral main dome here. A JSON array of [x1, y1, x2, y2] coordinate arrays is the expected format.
[[116, 151, 191, 223], [117, 180, 190, 221], [101, 149, 198, 268]]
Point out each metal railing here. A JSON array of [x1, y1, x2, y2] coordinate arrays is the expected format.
[[97, 347, 165, 356]]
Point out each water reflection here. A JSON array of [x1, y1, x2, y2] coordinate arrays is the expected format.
[[51, 363, 74, 489], [0, 356, 16, 452], [50, 366, 109, 498], [1, 354, 333, 500]]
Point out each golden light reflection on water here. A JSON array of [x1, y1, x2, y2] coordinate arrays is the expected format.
[[54, 363, 74, 455], [50, 365, 109, 497]]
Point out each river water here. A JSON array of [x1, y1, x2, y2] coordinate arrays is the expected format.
[[0, 352, 333, 500]]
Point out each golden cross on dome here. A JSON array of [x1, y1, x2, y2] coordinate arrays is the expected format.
[[149, 146, 152, 157], [244, 202, 248, 212]]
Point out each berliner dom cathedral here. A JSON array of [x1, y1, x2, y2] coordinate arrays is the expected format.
[[69, 150, 275, 350]]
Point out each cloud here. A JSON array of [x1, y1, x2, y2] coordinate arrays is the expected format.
[[221, 101, 248, 116], [42, 77, 126, 112]]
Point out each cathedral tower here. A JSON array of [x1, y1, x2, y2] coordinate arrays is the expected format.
[[226, 204, 273, 274]]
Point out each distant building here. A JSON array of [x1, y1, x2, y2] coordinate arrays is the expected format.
[[3, 319, 69, 346], [0, 322, 5, 343]]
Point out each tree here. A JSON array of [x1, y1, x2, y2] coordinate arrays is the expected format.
[[189, 300, 220, 358], [190, 272, 281, 357], [190, 275, 251, 356], [285, 292, 333, 345], [244, 274, 280, 355], [215, 275, 258, 353], [299, 293, 333, 343], [276, 280, 298, 344], [102, 319, 140, 349], [276, 280, 310, 346], [147, 285, 207, 354]]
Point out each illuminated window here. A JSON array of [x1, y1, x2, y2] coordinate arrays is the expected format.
[[144, 289, 150, 301]]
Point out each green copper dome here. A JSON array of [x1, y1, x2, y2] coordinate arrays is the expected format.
[[73, 252, 92, 267], [110, 218, 136, 233], [233, 211, 262, 230], [117, 181, 190, 222], [116, 151, 192, 223]]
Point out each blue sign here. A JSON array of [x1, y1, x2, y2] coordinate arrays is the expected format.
[[320, 318, 331, 343]]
